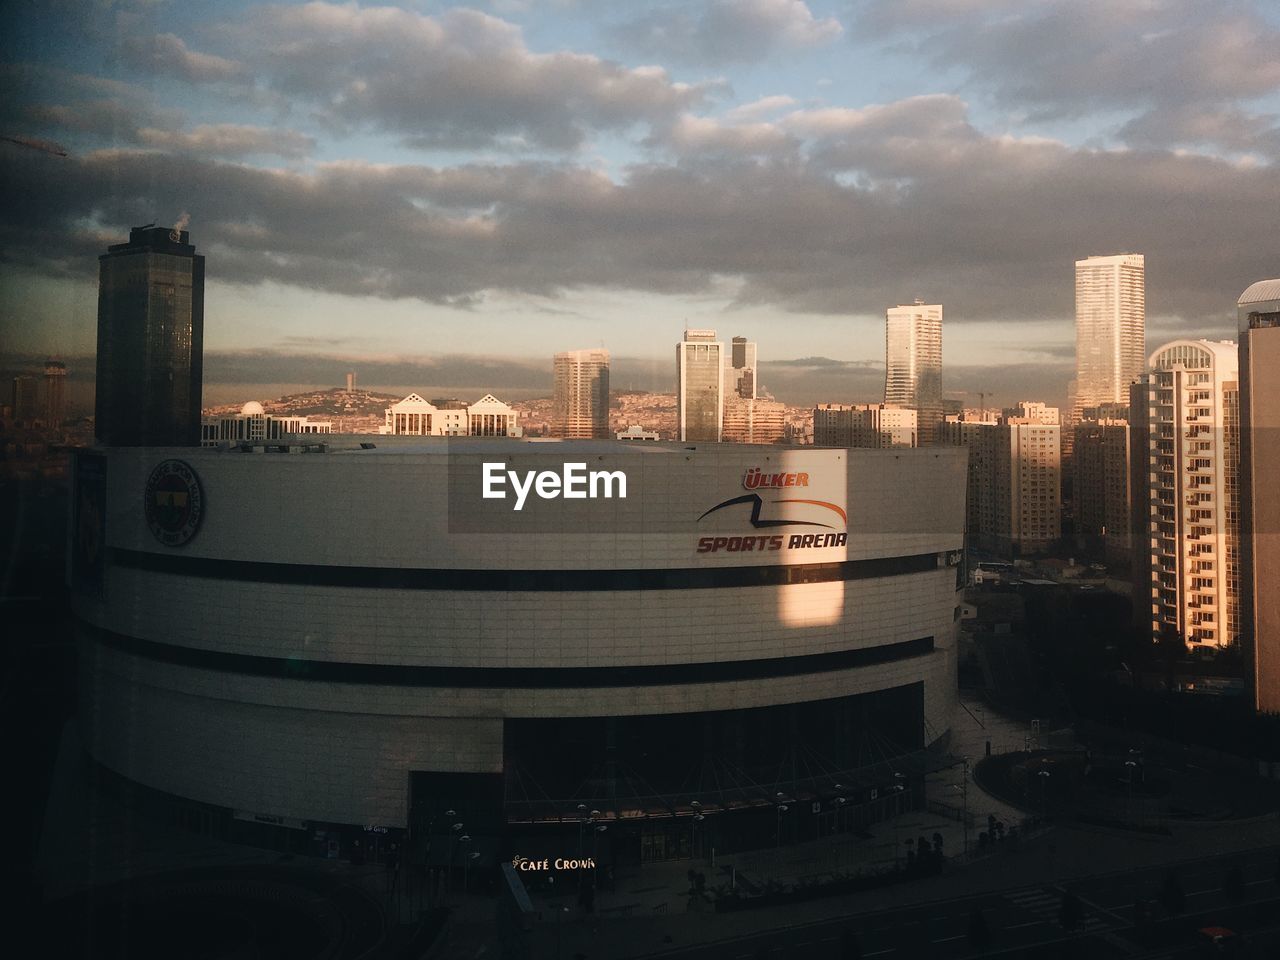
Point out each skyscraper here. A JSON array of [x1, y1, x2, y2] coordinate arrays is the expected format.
[[95, 224, 205, 446], [730, 336, 757, 400], [884, 302, 943, 445], [552, 348, 611, 439], [1237, 279, 1280, 712], [1073, 254, 1145, 424], [43, 360, 67, 425], [1138, 339, 1240, 650], [11, 375, 39, 422], [677, 329, 723, 442]]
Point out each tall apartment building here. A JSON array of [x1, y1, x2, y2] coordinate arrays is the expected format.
[[43, 360, 67, 424], [1073, 404, 1131, 569], [1236, 280, 1280, 712], [95, 224, 205, 446], [201, 402, 332, 446], [1137, 340, 1239, 650], [722, 397, 785, 444], [552, 348, 611, 439], [941, 403, 1061, 556], [813, 403, 917, 448], [729, 336, 757, 400], [677, 329, 723, 442], [381, 393, 522, 437], [1073, 254, 1145, 425], [885, 302, 943, 445]]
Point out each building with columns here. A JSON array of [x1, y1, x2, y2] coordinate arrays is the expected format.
[[381, 393, 522, 437], [201, 402, 332, 446]]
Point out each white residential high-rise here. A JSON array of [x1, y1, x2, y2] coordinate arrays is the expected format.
[[884, 302, 943, 445], [1138, 339, 1239, 650], [553, 348, 611, 439], [677, 329, 724, 442], [1074, 254, 1145, 424]]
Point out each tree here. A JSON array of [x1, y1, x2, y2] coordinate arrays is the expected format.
[[968, 907, 991, 950], [1155, 625, 1185, 689], [1059, 892, 1083, 932]]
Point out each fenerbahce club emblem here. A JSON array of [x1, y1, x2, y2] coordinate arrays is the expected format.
[[144, 459, 204, 546]]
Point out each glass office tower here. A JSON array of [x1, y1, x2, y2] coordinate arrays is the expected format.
[[677, 329, 724, 442], [95, 225, 205, 446], [884, 302, 943, 445], [553, 348, 611, 439]]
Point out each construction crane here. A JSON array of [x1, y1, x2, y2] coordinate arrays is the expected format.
[[1, 135, 69, 157]]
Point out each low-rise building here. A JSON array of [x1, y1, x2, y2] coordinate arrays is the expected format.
[[813, 403, 917, 448], [201, 402, 332, 446], [381, 393, 522, 437]]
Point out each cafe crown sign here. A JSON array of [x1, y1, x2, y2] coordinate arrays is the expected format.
[[512, 854, 597, 872]]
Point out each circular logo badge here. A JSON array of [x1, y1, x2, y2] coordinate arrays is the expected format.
[[144, 459, 204, 546]]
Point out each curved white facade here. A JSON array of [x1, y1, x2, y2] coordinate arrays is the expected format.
[[73, 440, 967, 830]]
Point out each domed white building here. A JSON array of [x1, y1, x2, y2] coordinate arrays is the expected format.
[[200, 402, 331, 446], [72, 438, 966, 862]]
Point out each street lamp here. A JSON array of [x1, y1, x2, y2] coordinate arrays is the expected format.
[[464, 849, 479, 893], [1037, 769, 1051, 818], [1125, 759, 1138, 823], [776, 804, 789, 849], [962, 757, 971, 855], [448, 821, 464, 897]]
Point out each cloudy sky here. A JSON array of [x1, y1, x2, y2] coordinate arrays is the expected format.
[[2, 0, 1278, 407]]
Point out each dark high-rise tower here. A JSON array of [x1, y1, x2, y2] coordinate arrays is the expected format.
[[1237, 279, 1280, 713], [95, 224, 204, 445]]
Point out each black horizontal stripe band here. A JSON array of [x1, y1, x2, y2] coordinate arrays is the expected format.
[[82, 624, 936, 689], [108, 548, 941, 591]]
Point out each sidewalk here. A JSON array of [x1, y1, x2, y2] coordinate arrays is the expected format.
[[434, 697, 1053, 958], [436, 813, 1280, 960]]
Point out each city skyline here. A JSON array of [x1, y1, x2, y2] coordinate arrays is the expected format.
[[3, 1, 1277, 405], [8, 2, 1280, 947]]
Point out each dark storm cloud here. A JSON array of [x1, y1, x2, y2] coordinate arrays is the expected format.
[[612, 0, 842, 67], [118, 32, 249, 84], [1, 95, 1276, 325], [173, 2, 709, 152], [1, 63, 312, 160], [851, 0, 1280, 155], [1118, 104, 1280, 160]]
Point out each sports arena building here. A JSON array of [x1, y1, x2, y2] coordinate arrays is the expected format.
[[72, 439, 967, 866]]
